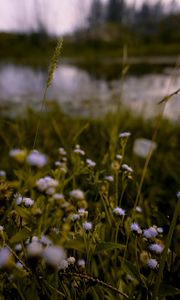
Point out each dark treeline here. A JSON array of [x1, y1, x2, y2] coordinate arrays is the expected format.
[[85, 0, 180, 44]]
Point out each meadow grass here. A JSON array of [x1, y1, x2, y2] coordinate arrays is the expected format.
[[0, 103, 179, 299], [0, 40, 180, 299]]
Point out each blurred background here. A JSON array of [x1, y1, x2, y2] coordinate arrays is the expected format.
[[0, 0, 179, 120]]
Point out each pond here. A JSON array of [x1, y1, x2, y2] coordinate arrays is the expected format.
[[0, 62, 179, 121]]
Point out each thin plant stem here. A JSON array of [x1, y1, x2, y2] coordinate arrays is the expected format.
[[59, 272, 129, 299]]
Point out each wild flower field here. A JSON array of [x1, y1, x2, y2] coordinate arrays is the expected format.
[[0, 103, 179, 299], [0, 36, 179, 299]]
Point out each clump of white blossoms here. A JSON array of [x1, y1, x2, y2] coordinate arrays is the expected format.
[[23, 197, 34, 207], [147, 258, 158, 269], [157, 227, 163, 234], [149, 243, 164, 254], [15, 194, 23, 205], [78, 208, 88, 217], [143, 226, 158, 239], [27, 150, 47, 168], [73, 144, 85, 156], [77, 259, 85, 268], [14, 194, 34, 207], [0, 170, 6, 177], [27, 242, 43, 257], [67, 256, 76, 265], [0, 247, 13, 269], [135, 206, 142, 213], [113, 207, 125, 216], [70, 213, 80, 222], [105, 175, 114, 182], [58, 259, 69, 270], [119, 132, 131, 138], [36, 176, 58, 193], [9, 149, 27, 162], [122, 164, 133, 173], [53, 193, 64, 200], [130, 222, 142, 234], [177, 191, 180, 198], [86, 158, 96, 167], [70, 189, 85, 200], [15, 244, 22, 252], [116, 154, 123, 160], [42, 246, 66, 268], [82, 221, 92, 231], [59, 147, 67, 156]]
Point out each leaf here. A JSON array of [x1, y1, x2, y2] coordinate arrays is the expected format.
[[158, 284, 180, 297], [16, 206, 32, 222], [10, 227, 31, 244], [64, 238, 85, 252], [123, 260, 146, 286], [95, 242, 125, 253]]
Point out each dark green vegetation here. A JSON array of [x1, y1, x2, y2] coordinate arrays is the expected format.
[[0, 103, 179, 299], [1, 103, 179, 214]]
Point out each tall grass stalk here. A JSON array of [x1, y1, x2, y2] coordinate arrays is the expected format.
[[33, 39, 63, 149]]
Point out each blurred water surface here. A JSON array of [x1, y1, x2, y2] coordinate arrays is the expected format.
[[0, 62, 179, 121]]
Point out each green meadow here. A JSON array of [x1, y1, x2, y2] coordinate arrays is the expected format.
[[0, 38, 180, 299]]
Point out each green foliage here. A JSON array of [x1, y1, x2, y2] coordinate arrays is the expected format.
[[0, 105, 179, 299]]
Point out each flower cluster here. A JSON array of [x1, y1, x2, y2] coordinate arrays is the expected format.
[[36, 176, 58, 194]]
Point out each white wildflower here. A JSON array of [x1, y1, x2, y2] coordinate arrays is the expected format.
[[15, 194, 23, 205], [70, 214, 80, 222], [86, 158, 96, 167], [16, 262, 23, 269], [149, 243, 164, 254], [116, 154, 123, 160], [15, 244, 22, 252], [157, 227, 163, 234], [105, 175, 114, 182], [119, 132, 131, 138], [40, 235, 52, 246], [130, 222, 142, 234], [36, 176, 58, 192], [0, 226, 4, 231], [67, 256, 76, 265], [78, 208, 88, 217], [143, 227, 158, 239], [133, 138, 157, 158], [59, 147, 67, 156], [9, 149, 26, 162], [0, 248, 12, 268], [177, 191, 180, 198], [46, 187, 55, 195], [58, 259, 69, 270], [27, 150, 47, 168], [43, 246, 66, 268], [122, 164, 133, 173], [82, 221, 92, 231], [23, 197, 34, 207], [53, 193, 64, 200], [113, 207, 125, 216], [31, 236, 39, 243], [77, 259, 85, 268], [135, 206, 142, 213], [0, 170, 6, 177], [27, 242, 43, 257], [74, 144, 85, 155], [70, 189, 85, 200], [147, 258, 158, 269]]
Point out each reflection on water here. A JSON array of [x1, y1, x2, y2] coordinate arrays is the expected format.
[[0, 63, 179, 121]]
